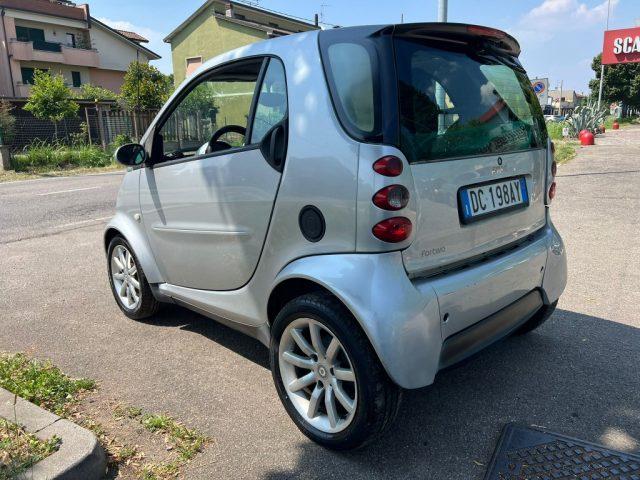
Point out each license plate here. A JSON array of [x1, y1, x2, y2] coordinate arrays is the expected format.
[[458, 176, 529, 224]]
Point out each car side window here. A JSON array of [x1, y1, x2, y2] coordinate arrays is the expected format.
[[250, 59, 287, 144], [156, 58, 263, 162]]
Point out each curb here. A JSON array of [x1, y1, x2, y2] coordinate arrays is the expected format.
[[0, 387, 106, 480]]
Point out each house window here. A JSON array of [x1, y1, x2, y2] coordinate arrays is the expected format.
[[66, 33, 76, 48], [185, 57, 203, 77], [16, 26, 45, 42], [21, 67, 35, 85], [72, 71, 82, 88]]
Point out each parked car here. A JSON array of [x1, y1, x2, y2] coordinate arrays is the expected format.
[[105, 22, 567, 450], [545, 114, 565, 122]]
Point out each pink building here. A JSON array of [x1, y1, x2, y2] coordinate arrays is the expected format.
[[0, 0, 160, 98]]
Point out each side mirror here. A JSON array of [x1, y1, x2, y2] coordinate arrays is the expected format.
[[115, 143, 146, 166]]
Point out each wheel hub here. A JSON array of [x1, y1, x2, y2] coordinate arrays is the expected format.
[[278, 318, 358, 434], [110, 245, 141, 311]]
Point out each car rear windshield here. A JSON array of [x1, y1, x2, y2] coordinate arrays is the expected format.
[[395, 37, 547, 163]]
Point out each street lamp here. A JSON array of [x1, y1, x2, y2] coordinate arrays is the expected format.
[[597, 0, 612, 110]]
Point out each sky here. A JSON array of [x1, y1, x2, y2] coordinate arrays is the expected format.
[[88, 0, 638, 94]]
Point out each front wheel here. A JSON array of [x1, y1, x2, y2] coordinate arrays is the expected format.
[[107, 236, 159, 320], [270, 292, 401, 450]]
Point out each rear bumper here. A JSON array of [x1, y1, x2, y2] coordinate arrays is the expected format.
[[274, 223, 567, 389], [439, 290, 543, 369]]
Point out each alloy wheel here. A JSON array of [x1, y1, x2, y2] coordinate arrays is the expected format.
[[278, 318, 358, 434], [110, 244, 141, 310]]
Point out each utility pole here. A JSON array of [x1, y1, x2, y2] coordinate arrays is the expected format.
[[436, 0, 448, 132], [597, 0, 612, 110], [558, 80, 563, 116], [438, 0, 448, 22]]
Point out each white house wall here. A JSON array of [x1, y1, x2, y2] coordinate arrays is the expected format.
[[90, 24, 151, 71]]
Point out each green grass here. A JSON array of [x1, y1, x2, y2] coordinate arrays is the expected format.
[[603, 115, 639, 130], [0, 419, 61, 480], [0, 353, 95, 416], [554, 140, 579, 164], [141, 413, 207, 461], [546, 120, 567, 141], [10, 140, 116, 173]]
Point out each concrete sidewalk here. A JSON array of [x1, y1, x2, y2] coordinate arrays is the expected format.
[[0, 127, 638, 479]]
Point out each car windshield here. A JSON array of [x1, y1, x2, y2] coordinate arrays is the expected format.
[[394, 37, 547, 163]]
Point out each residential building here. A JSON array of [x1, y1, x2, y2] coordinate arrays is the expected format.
[[548, 89, 586, 116], [164, 0, 319, 86], [0, 0, 160, 98]]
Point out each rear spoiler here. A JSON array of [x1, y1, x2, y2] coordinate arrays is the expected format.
[[390, 22, 521, 57]]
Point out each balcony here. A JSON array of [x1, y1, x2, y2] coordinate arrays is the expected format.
[[15, 82, 83, 97], [9, 39, 99, 68]]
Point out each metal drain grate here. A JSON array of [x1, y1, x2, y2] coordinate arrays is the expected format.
[[484, 423, 640, 480]]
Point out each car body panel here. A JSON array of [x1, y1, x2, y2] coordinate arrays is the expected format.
[[138, 147, 281, 290], [402, 149, 547, 277]]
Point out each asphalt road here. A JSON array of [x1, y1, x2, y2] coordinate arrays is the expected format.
[[0, 128, 639, 479], [0, 172, 123, 245]]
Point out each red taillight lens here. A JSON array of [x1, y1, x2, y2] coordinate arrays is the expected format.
[[373, 185, 409, 211], [548, 181, 557, 200], [373, 156, 403, 177], [372, 217, 412, 243], [467, 25, 507, 39], [551, 160, 557, 177]]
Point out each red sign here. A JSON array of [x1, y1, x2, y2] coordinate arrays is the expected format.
[[602, 27, 640, 65]]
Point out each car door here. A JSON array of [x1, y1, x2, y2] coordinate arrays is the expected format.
[[139, 56, 288, 291]]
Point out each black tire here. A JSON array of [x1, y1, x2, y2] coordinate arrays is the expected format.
[[107, 236, 160, 320], [514, 301, 558, 335], [270, 292, 401, 450]]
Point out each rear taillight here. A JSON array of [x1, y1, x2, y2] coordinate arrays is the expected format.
[[372, 217, 412, 243], [373, 185, 409, 211], [373, 156, 403, 177], [548, 143, 558, 203], [466, 25, 507, 39]]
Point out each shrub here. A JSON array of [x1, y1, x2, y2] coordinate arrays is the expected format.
[[11, 140, 115, 172], [76, 83, 116, 102], [545, 121, 566, 141], [112, 133, 133, 148], [0, 100, 16, 145]]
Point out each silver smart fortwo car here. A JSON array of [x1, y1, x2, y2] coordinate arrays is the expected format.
[[106, 23, 567, 449]]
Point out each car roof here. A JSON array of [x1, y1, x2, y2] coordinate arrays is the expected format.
[[189, 22, 519, 81]]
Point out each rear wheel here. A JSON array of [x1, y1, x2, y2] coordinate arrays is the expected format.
[[107, 236, 159, 320], [270, 292, 401, 450], [514, 301, 558, 335]]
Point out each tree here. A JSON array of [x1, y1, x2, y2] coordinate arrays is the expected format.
[[589, 53, 640, 111], [24, 70, 79, 138], [76, 83, 116, 102], [0, 100, 16, 145], [119, 62, 173, 111]]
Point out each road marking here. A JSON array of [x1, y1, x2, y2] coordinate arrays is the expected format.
[[56, 216, 112, 229], [36, 186, 101, 196]]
